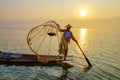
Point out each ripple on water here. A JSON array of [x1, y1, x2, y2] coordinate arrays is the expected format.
[[0, 65, 63, 80]]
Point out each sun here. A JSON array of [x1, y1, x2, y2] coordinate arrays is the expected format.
[[79, 9, 87, 17]]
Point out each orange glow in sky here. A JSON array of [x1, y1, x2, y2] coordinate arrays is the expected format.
[[0, 0, 120, 20]]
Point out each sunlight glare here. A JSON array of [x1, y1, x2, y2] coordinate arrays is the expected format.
[[79, 10, 87, 17], [80, 28, 87, 47]]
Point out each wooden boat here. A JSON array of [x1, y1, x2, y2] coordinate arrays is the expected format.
[[0, 52, 73, 68], [0, 51, 63, 63]]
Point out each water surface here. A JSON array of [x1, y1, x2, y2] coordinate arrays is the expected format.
[[0, 28, 120, 80]]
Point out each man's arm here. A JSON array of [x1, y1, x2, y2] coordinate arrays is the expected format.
[[59, 29, 66, 32], [71, 32, 78, 43]]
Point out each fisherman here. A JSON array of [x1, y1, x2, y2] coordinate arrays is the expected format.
[[58, 24, 78, 60]]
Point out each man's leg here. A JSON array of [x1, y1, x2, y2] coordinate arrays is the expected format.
[[64, 50, 67, 60], [58, 43, 62, 54], [64, 46, 68, 60], [58, 43, 64, 57]]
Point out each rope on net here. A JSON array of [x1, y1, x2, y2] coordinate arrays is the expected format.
[[27, 21, 61, 60]]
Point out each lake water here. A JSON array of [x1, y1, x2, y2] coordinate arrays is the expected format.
[[0, 27, 120, 80]]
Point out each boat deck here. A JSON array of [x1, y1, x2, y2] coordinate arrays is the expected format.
[[0, 54, 63, 63]]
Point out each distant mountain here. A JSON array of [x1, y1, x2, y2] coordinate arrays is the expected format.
[[0, 18, 120, 29], [0, 19, 49, 29], [57, 17, 120, 28]]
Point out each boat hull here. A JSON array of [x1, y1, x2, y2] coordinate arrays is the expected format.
[[0, 53, 73, 68]]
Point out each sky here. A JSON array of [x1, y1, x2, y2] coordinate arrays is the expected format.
[[0, 0, 120, 28], [0, 0, 120, 20]]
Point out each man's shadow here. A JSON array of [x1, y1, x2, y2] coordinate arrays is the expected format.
[[59, 64, 92, 80]]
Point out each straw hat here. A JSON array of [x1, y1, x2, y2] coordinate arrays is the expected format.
[[65, 24, 72, 29]]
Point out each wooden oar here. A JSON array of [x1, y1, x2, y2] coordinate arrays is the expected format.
[[76, 42, 92, 67]]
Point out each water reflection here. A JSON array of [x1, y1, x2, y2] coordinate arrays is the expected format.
[[79, 28, 87, 49]]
